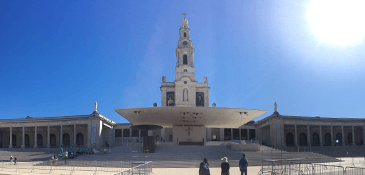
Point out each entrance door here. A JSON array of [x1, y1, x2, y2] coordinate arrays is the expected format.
[[299, 133, 307, 146], [324, 133, 331, 146], [63, 133, 70, 147], [312, 133, 320, 146], [286, 132, 294, 147], [50, 134, 57, 148], [336, 133, 342, 146]]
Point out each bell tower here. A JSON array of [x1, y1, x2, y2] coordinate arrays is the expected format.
[[175, 14, 195, 81], [161, 14, 210, 107]]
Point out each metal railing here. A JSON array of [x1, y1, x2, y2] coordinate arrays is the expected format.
[[0, 160, 128, 174], [258, 159, 365, 175], [111, 161, 152, 175]]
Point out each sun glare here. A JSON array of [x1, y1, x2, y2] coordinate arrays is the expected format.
[[307, 0, 365, 45]]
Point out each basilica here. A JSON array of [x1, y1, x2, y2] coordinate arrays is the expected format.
[[1, 17, 364, 150]]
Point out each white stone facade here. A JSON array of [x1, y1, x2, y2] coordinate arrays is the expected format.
[[0, 111, 115, 150]]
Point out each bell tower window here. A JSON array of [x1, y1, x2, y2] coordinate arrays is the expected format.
[[184, 69, 187, 72], [183, 55, 187, 65], [184, 32, 186, 37]]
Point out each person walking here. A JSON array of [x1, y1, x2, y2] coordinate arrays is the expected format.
[[239, 154, 248, 175], [9, 155, 13, 165], [14, 157, 17, 165], [221, 157, 230, 175], [199, 157, 210, 175]]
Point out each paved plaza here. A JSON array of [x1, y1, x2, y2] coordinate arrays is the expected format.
[[1, 145, 364, 174]]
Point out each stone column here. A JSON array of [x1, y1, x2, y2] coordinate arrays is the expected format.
[[341, 126, 344, 146], [330, 126, 334, 146], [47, 125, 50, 148], [352, 126, 355, 146], [34, 126, 37, 148], [21, 127, 25, 148], [206, 128, 211, 141], [247, 129, 249, 140], [294, 125, 298, 146], [87, 124, 92, 149], [129, 129, 132, 140], [161, 128, 165, 141], [231, 128, 233, 141], [9, 126, 13, 148], [121, 128, 124, 143], [363, 125, 365, 146], [307, 125, 310, 146], [74, 124, 77, 146], [319, 125, 323, 146], [60, 125, 63, 147], [138, 130, 141, 141]]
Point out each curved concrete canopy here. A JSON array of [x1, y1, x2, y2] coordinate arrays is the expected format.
[[114, 107, 268, 128]]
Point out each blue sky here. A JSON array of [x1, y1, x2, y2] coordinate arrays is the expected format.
[[1, 0, 365, 124]]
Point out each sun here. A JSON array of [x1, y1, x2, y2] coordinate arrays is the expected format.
[[307, 0, 365, 45]]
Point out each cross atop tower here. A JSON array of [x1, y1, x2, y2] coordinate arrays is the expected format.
[[182, 12, 187, 19]]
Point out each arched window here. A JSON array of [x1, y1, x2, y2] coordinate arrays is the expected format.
[[299, 133, 307, 146], [184, 69, 187, 72], [183, 55, 187, 65], [25, 134, 30, 147], [336, 133, 342, 145], [286, 132, 294, 147], [324, 133, 331, 146], [63, 133, 70, 146], [348, 132, 353, 143], [312, 133, 320, 146], [184, 32, 186, 37], [50, 134, 56, 148], [10, 134, 16, 147], [37, 134, 43, 147], [76, 133, 84, 146]]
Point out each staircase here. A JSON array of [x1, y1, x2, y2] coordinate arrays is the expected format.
[[72, 145, 340, 168]]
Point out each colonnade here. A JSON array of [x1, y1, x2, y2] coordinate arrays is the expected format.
[[7, 124, 87, 148], [288, 124, 365, 146]]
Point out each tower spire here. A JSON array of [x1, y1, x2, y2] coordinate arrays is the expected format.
[[175, 15, 195, 81]]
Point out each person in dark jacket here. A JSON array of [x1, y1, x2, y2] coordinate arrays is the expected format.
[[239, 154, 248, 175], [221, 157, 230, 175], [199, 157, 210, 175]]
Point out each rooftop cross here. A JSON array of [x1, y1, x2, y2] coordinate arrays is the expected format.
[[182, 12, 187, 19]]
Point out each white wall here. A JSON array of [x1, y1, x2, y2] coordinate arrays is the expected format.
[[172, 125, 206, 145]]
